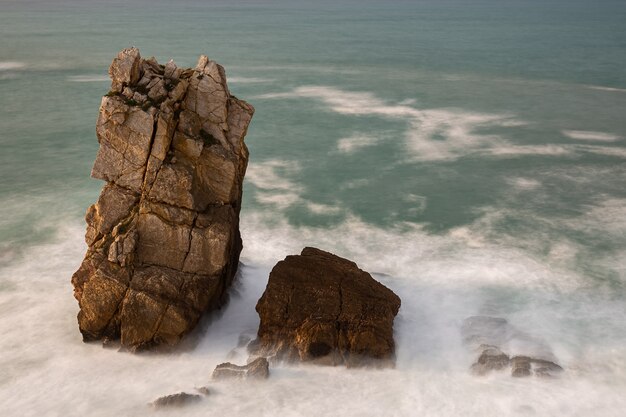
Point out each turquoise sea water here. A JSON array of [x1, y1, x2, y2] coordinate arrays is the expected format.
[[1, 1, 625, 416]]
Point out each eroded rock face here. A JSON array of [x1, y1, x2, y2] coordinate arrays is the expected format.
[[71, 48, 254, 350], [252, 247, 401, 367]]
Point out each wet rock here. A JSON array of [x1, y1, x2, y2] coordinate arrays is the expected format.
[[462, 316, 564, 378], [71, 48, 254, 351], [150, 392, 201, 408], [511, 356, 532, 377], [252, 247, 401, 367], [533, 360, 564, 378], [212, 357, 270, 380], [470, 346, 510, 375]]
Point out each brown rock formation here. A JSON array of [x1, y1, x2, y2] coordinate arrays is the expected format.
[[71, 48, 254, 350], [251, 247, 401, 367]]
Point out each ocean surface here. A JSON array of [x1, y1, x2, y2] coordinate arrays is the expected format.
[[1, 0, 625, 415]]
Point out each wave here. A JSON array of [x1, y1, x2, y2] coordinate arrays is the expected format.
[[255, 85, 626, 162], [505, 177, 541, 190], [574, 144, 626, 158], [254, 86, 528, 162], [487, 145, 572, 157], [587, 85, 626, 93], [562, 130, 622, 142], [1, 203, 625, 416], [336, 134, 380, 153], [246, 159, 341, 215], [0, 61, 25, 71]]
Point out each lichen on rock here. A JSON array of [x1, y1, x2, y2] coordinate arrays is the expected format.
[[71, 47, 254, 351]]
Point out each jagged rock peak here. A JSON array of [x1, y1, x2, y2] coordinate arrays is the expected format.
[[71, 48, 254, 351]]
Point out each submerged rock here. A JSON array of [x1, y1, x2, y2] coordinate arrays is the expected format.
[[150, 392, 202, 408], [71, 48, 254, 350], [195, 386, 211, 396], [252, 247, 401, 367], [462, 316, 564, 378], [212, 357, 270, 380], [470, 345, 510, 375], [511, 355, 532, 377]]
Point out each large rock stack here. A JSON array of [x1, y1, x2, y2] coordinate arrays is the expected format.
[[71, 48, 254, 350]]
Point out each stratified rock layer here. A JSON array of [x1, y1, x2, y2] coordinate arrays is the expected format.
[[72, 48, 254, 350], [252, 248, 401, 367]]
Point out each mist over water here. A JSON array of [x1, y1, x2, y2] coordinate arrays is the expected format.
[[1, 0, 626, 416]]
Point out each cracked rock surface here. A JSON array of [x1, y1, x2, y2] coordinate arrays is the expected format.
[[251, 247, 401, 367], [71, 47, 254, 351]]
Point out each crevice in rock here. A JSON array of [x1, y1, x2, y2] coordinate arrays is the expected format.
[[181, 213, 199, 267]]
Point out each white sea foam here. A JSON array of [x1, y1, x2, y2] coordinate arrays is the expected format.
[[246, 160, 304, 209], [305, 202, 342, 215], [255, 86, 626, 163], [487, 145, 572, 157], [587, 85, 626, 93], [336, 134, 380, 153], [254, 86, 527, 161], [255, 191, 301, 210], [1, 212, 625, 416], [67, 75, 110, 82], [246, 159, 302, 192], [562, 130, 622, 142], [0, 61, 25, 71], [246, 159, 341, 215], [574, 145, 626, 158], [506, 177, 541, 190]]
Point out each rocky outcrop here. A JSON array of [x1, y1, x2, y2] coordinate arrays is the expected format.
[[71, 48, 254, 350], [251, 247, 401, 367], [462, 316, 563, 378], [212, 357, 270, 380], [150, 392, 202, 408]]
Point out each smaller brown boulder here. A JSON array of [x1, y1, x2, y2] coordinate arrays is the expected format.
[[252, 247, 401, 367]]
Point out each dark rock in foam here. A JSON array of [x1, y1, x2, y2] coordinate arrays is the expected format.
[[71, 48, 254, 351], [462, 316, 564, 378], [150, 392, 202, 408]]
